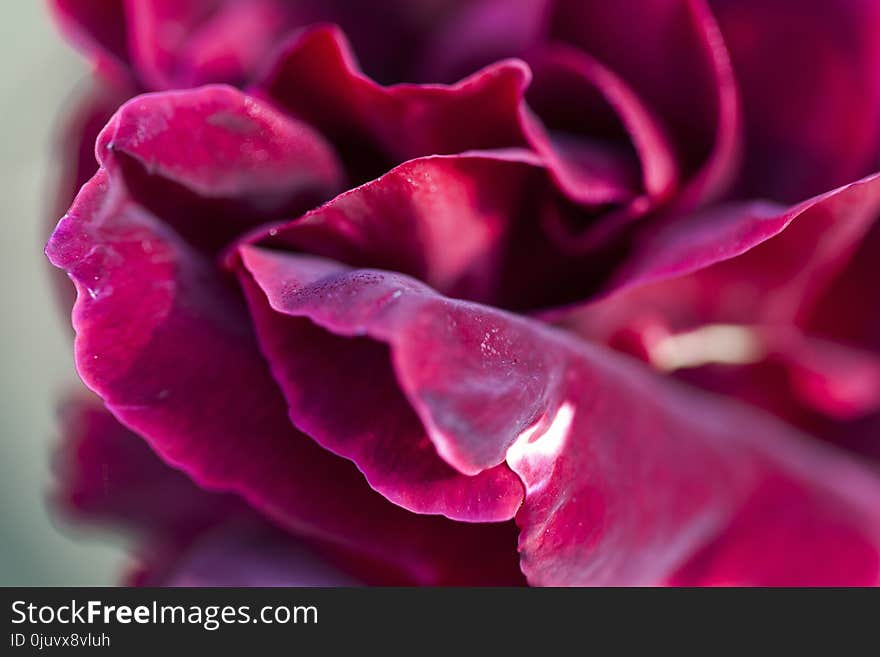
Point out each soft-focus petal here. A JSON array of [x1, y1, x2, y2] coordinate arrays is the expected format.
[[569, 173, 880, 332], [670, 473, 880, 586], [53, 394, 241, 539], [54, 396, 367, 586], [253, 25, 532, 184], [49, 0, 131, 83], [549, 0, 741, 206], [239, 248, 880, 585], [712, 0, 880, 202], [163, 524, 362, 587], [49, 0, 480, 88]]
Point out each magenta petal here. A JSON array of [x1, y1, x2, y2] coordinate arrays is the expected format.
[[596, 173, 880, 328], [95, 85, 343, 251], [242, 151, 542, 306], [549, 0, 741, 206], [237, 247, 560, 476], [253, 25, 532, 183], [550, 175, 880, 460], [670, 473, 880, 586], [46, 158, 524, 585], [120, 0, 216, 89], [48, 78, 131, 314], [775, 334, 880, 422], [54, 394, 241, 539], [712, 0, 880, 202], [524, 44, 678, 208], [49, 0, 131, 83], [237, 248, 524, 522], [239, 250, 880, 585], [54, 396, 363, 586], [163, 524, 361, 587], [177, 0, 295, 87], [240, 152, 631, 313]]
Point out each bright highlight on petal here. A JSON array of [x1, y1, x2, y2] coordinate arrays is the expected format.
[[649, 324, 765, 372], [506, 402, 575, 493]]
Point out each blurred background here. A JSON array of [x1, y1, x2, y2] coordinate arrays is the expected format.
[[0, 3, 126, 584]]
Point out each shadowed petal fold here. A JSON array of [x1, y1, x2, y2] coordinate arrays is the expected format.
[[238, 248, 880, 585]]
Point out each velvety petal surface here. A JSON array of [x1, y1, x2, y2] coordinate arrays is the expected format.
[[254, 26, 532, 185], [566, 173, 880, 332], [548, 0, 741, 207], [711, 0, 880, 202], [236, 251, 524, 522], [46, 107, 526, 585], [95, 84, 343, 252], [553, 174, 880, 457], [239, 248, 880, 585], [242, 152, 636, 313], [48, 78, 131, 313]]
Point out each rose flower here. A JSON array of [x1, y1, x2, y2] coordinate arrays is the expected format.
[[46, 0, 880, 585]]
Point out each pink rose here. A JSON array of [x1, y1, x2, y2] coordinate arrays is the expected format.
[[47, 0, 880, 585]]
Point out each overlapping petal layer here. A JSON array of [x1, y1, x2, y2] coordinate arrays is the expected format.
[[55, 396, 365, 586], [238, 247, 880, 585], [711, 0, 880, 202], [242, 151, 622, 312], [45, 95, 526, 585], [44, 0, 880, 588], [556, 173, 880, 457]]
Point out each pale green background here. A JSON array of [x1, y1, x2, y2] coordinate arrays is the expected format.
[[1, 2, 127, 585]]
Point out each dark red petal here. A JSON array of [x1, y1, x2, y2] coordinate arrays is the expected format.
[[96, 85, 343, 252], [592, 173, 880, 329], [239, 248, 880, 585], [524, 45, 677, 205], [237, 249, 524, 522], [551, 174, 880, 458], [162, 524, 361, 587], [46, 156, 524, 585], [805, 220, 880, 353], [175, 0, 296, 87], [48, 78, 132, 314], [521, 45, 679, 248], [238, 151, 627, 312], [669, 473, 880, 586], [712, 0, 880, 202], [49, 0, 131, 83], [252, 25, 532, 184], [549, 0, 741, 207], [53, 393, 241, 539], [53, 396, 387, 585]]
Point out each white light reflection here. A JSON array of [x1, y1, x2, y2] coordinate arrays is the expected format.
[[649, 324, 764, 372], [506, 402, 575, 489]]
